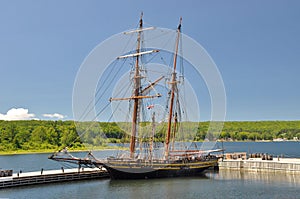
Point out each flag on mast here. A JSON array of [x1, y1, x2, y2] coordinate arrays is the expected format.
[[147, 104, 154, 109]]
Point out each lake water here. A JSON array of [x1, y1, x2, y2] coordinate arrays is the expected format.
[[0, 142, 300, 199]]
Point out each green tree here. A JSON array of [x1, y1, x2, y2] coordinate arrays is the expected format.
[[31, 126, 47, 145], [45, 126, 60, 146], [61, 126, 79, 147], [13, 128, 31, 149]]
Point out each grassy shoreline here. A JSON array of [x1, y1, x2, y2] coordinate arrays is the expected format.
[[0, 146, 121, 155]]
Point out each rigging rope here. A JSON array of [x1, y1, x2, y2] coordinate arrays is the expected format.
[[77, 26, 136, 122], [77, 60, 119, 121]]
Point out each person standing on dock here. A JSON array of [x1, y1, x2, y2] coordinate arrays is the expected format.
[[41, 168, 44, 175], [61, 167, 64, 173]]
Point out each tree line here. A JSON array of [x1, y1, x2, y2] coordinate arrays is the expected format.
[[195, 121, 300, 141], [0, 120, 299, 152]]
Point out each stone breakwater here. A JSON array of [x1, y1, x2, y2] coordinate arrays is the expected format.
[[219, 157, 300, 174]]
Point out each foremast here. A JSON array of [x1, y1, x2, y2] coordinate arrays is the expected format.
[[130, 12, 143, 159], [165, 17, 182, 159]]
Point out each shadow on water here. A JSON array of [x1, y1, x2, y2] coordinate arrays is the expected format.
[[108, 174, 209, 185], [107, 175, 211, 199]]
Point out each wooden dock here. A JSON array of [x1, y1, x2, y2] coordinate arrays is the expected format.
[[0, 168, 109, 188]]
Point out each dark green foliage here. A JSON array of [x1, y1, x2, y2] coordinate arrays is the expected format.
[[0, 120, 82, 151]]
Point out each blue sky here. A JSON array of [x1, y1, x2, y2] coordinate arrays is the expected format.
[[0, 0, 299, 121]]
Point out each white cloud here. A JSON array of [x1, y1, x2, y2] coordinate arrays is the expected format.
[[0, 108, 37, 121], [43, 113, 66, 119]]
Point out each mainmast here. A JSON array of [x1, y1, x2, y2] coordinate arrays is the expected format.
[[129, 12, 143, 158], [165, 17, 182, 159]]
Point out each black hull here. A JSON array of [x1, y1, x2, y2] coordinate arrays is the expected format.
[[106, 167, 208, 180], [102, 164, 213, 180]]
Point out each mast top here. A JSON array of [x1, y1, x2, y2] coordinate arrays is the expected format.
[[139, 12, 143, 28], [178, 17, 182, 31]]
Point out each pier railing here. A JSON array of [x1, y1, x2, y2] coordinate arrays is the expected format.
[[0, 168, 109, 189]]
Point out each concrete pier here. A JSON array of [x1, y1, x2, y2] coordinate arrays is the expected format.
[[219, 158, 300, 174], [0, 168, 109, 188]]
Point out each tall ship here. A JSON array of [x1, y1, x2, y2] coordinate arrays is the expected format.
[[96, 13, 220, 179], [50, 13, 221, 180]]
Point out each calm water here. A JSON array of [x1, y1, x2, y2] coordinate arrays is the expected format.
[[0, 142, 300, 199]]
